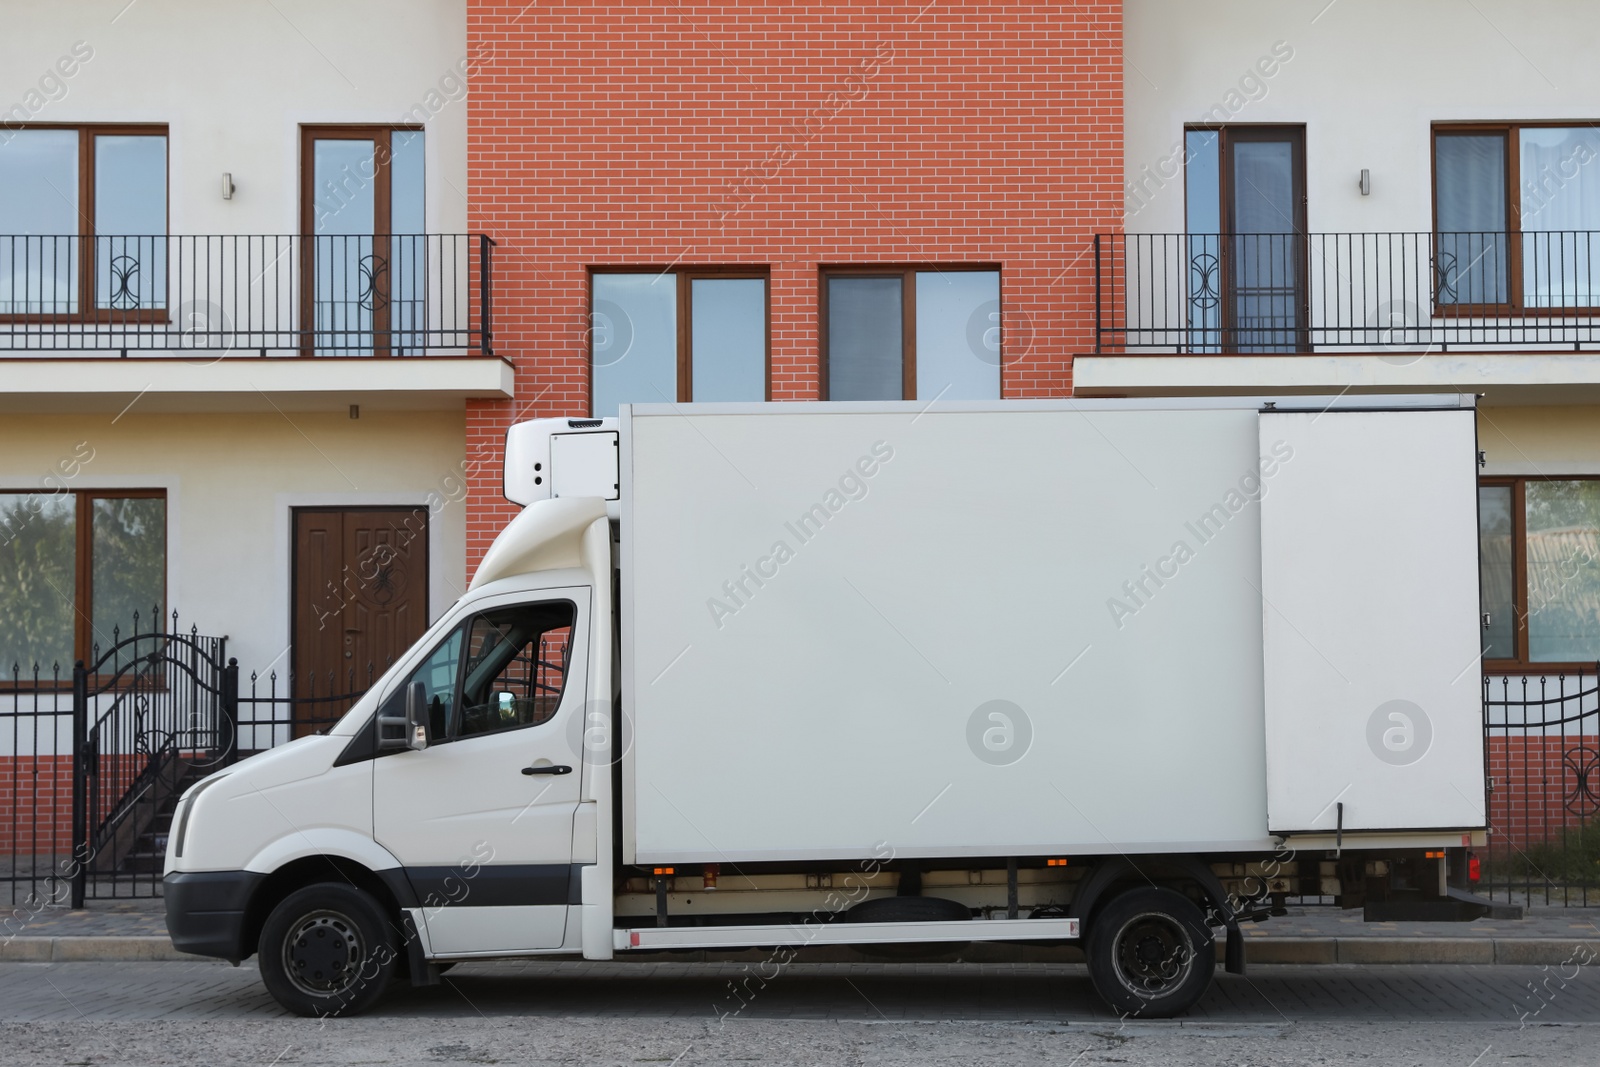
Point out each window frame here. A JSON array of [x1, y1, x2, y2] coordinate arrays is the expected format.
[[818, 264, 1004, 401], [0, 123, 170, 325], [392, 598, 578, 747], [1480, 474, 1600, 672], [587, 265, 771, 414], [1180, 124, 1310, 353], [297, 124, 426, 358], [1431, 120, 1600, 315], [1182, 123, 1309, 238], [0, 487, 168, 678]]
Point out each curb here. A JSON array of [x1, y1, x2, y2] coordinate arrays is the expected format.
[[1240, 937, 1600, 966], [0, 937, 198, 962], [2, 936, 1598, 966]]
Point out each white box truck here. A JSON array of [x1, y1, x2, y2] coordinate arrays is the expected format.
[[165, 396, 1502, 1018]]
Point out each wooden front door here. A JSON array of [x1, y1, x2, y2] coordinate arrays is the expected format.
[[292, 508, 428, 737]]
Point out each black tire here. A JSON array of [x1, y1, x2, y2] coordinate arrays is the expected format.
[[258, 882, 398, 1017], [1085, 887, 1215, 1018]]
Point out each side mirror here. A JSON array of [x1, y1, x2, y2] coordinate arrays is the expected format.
[[377, 681, 430, 752]]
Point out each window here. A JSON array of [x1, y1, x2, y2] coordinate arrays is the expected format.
[[1480, 478, 1600, 667], [301, 126, 426, 354], [589, 269, 768, 417], [378, 601, 575, 743], [1434, 123, 1600, 309], [821, 267, 1002, 401], [392, 625, 465, 742], [0, 491, 166, 671], [0, 126, 168, 318], [1183, 126, 1307, 352], [458, 605, 573, 737]]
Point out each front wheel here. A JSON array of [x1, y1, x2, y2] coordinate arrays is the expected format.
[[1085, 887, 1215, 1018], [258, 882, 398, 1017]]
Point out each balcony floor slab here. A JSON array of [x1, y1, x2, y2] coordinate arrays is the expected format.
[[0, 356, 514, 413], [1073, 351, 1600, 406]]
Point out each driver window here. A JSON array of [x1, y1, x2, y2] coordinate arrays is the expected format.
[[457, 601, 576, 739], [377, 625, 465, 741]]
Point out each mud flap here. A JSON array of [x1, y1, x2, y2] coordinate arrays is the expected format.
[[403, 911, 441, 988], [1224, 923, 1246, 975]]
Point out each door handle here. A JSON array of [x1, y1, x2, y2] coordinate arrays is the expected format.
[[522, 764, 572, 776]]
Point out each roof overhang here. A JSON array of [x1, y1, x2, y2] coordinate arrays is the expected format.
[[1073, 352, 1600, 406], [0, 356, 515, 414]]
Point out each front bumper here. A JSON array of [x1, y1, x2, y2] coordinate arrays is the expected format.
[[164, 870, 265, 962]]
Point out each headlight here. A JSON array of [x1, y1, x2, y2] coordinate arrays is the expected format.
[[172, 775, 226, 860]]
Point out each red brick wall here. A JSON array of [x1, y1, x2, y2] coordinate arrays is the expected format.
[[465, 1, 1124, 572], [1, 753, 168, 857], [0, 756, 72, 855], [1486, 735, 1600, 850]]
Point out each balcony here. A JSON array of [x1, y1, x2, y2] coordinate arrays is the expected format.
[[1093, 232, 1600, 355], [0, 233, 495, 357]]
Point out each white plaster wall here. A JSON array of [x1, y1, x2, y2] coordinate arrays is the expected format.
[[0, 410, 469, 684], [1479, 405, 1600, 476], [0, 0, 470, 236], [1124, 0, 1600, 233]]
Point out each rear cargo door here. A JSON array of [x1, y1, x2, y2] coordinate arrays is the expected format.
[[1257, 405, 1485, 833]]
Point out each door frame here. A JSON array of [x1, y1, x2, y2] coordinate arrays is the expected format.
[[298, 125, 422, 357], [1188, 124, 1310, 352], [289, 505, 431, 736], [370, 585, 593, 956]]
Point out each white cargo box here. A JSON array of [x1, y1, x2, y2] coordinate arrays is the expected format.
[[615, 398, 1485, 865]]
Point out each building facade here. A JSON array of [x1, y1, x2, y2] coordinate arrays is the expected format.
[[1083, 0, 1600, 850], [0, 0, 509, 867], [0, 0, 505, 713], [461, 0, 1124, 570], [2, 0, 1121, 888]]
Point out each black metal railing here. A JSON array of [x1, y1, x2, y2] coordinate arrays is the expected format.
[[0, 233, 494, 356], [1482, 667, 1600, 908], [1095, 231, 1600, 352], [2, 610, 235, 909], [235, 663, 381, 751]]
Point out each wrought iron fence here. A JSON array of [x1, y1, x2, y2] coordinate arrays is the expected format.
[[0, 233, 494, 356], [235, 663, 381, 751], [1, 610, 234, 908], [1095, 231, 1600, 352], [1482, 667, 1600, 907]]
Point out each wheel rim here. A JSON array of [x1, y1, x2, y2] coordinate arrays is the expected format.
[[1110, 910, 1195, 999], [281, 908, 365, 998]]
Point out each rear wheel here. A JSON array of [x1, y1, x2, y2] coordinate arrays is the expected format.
[[258, 882, 397, 1017], [1085, 887, 1214, 1018]]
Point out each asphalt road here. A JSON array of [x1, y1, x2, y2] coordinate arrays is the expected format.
[[1, 960, 1597, 1065]]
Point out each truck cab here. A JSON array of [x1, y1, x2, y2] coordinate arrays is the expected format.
[[165, 483, 617, 1014]]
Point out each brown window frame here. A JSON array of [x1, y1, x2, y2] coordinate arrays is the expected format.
[[587, 266, 772, 412], [1480, 474, 1600, 672], [298, 124, 425, 357], [818, 264, 1004, 401], [1431, 121, 1600, 315], [0, 488, 167, 681], [1180, 124, 1310, 353], [0, 123, 170, 325]]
